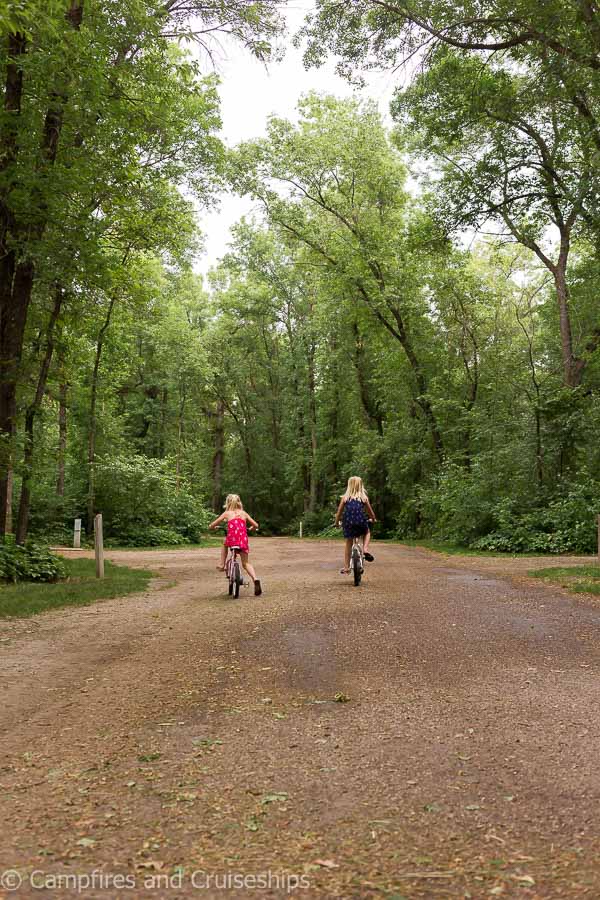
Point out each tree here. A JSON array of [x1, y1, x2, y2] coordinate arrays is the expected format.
[[231, 94, 448, 464], [0, 0, 284, 536]]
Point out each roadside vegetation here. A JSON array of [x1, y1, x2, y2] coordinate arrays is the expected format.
[[0, 558, 152, 619], [529, 566, 600, 596]]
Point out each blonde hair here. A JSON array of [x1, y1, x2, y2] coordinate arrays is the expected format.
[[342, 476, 368, 503], [224, 493, 243, 511]]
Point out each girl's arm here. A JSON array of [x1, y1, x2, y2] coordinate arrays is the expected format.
[[245, 512, 259, 530], [334, 497, 345, 526], [208, 512, 227, 530], [365, 498, 377, 521]]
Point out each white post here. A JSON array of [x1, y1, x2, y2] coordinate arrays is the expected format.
[[299, 520, 303, 539], [94, 513, 104, 579], [73, 518, 81, 549]]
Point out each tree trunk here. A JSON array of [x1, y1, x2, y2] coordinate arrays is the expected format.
[[307, 339, 318, 517], [211, 398, 225, 511], [553, 261, 578, 387], [3, 467, 13, 535], [534, 405, 544, 488], [157, 387, 167, 456], [353, 322, 384, 435], [57, 379, 68, 496], [175, 385, 186, 491], [356, 283, 445, 461], [0, 3, 83, 535], [87, 296, 116, 532], [16, 285, 64, 543]]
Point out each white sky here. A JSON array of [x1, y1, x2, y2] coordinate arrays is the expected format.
[[194, 1, 399, 275]]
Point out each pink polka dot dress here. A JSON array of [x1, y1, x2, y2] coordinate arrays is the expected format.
[[225, 517, 249, 552]]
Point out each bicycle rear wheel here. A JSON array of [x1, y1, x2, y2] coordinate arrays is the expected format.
[[352, 546, 362, 586], [233, 561, 242, 598]]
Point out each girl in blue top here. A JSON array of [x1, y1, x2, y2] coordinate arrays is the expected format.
[[334, 476, 377, 574]]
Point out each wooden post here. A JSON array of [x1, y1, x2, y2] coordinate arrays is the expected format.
[[299, 520, 303, 539], [94, 513, 104, 579], [74, 518, 81, 549]]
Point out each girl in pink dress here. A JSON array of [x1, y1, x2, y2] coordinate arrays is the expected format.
[[208, 494, 262, 595]]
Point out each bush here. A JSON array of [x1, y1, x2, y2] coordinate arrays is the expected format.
[[94, 454, 211, 546], [0, 540, 66, 583], [397, 463, 600, 555], [400, 462, 495, 545], [105, 525, 189, 548], [472, 482, 600, 554]]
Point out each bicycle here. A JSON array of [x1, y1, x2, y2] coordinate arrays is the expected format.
[[225, 544, 244, 598], [336, 520, 372, 587], [222, 523, 257, 598], [350, 534, 365, 587]]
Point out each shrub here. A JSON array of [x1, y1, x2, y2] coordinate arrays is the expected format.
[[93, 454, 211, 545], [400, 464, 600, 555], [105, 525, 189, 548], [0, 540, 66, 583], [472, 482, 600, 554]]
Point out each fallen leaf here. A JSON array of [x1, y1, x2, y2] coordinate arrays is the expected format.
[[314, 859, 339, 869], [76, 838, 96, 848], [135, 861, 165, 871], [261, 792, 288, 805], [512, 875, 535, 886]]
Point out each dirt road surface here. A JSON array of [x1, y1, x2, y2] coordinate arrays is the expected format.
[[2, 539, 600, 899]]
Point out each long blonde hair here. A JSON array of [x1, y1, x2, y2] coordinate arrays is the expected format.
[[342, 476, 368, 502], [224, 493, 243, 512]]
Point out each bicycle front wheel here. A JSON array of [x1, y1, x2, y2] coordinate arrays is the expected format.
[[233, 562, 241, 598], [352, 547, 362, 586]]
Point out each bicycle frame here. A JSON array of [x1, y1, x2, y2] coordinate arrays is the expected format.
[[224, 545, 244, 597], [350, 534, 365, 585]]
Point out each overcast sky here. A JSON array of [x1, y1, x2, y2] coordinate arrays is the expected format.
[[194, 1, 399, 275]]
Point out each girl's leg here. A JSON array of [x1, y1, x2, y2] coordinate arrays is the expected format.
[[364, 527, 374, 561], [240, 552, 257, 581], [241, 552, 262, 596], [217, 541, 226, 570], [341, 538, 352, 573]]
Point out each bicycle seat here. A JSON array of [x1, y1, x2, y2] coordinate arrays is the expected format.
[[228, 545, 242, 551]]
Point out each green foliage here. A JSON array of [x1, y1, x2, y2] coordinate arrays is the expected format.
[[4, 6, 600, 560], [472, 484, 600, 555], [0, 540, 66, 583], [408, 468, 600, 554], [0, 558, 152, 618], [94, 454, 211, 546]]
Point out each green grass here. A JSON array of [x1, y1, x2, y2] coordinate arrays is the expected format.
[[0, 558, 153, 619], [528, 565, 600, 595]]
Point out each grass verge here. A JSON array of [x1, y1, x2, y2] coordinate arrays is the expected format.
[[0, 558, 153, 619], [529, 565, 600, 595]]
